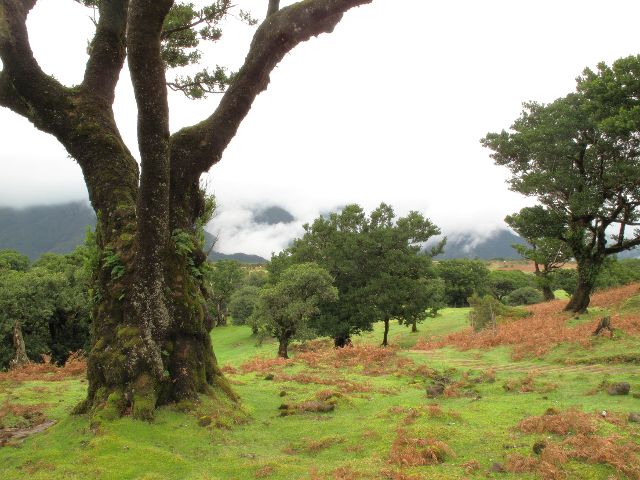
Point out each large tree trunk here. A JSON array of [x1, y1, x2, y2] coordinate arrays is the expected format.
[[541, 284, 555, 301], [334, 333, 351, 348], [0, 0, 372, 421], [565, 257, 601, 314], [382, 316, 390, 347], [83, 203, 236, 419], [411, 320, 418, 333], [277, 336, 289, 359], [11, 320, 29, 367]]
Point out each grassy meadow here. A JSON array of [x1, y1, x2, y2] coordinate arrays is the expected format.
[[1, 285, 640, 479]]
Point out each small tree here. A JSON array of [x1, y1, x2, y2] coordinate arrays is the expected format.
[[252, 263, 337, 358], [206, 260, 244, 326], [228, 285, 260, 330], [505, 207, 572, 301], [483, 56, 640, 313], [399, 277, 445, 333], [436, 259, 490, 307]]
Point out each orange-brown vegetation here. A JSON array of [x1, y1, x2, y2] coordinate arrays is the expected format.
[[517, 408, 596, 436], [284, 436, 345, 455], [0, 351, 86, 383], [506, 408, 640, 480], [254, 465, 275, 478], [0, 401, 48, 429], [238, 356, 291, 374], [461, 459, 481, 474], [387, 428, 454, 467], [502, 371, 558, 394], [415, 283, 640, 359], [379, 469, 423, 480]]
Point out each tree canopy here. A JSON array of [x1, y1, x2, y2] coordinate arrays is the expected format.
[[271, 203, 443, 346], [483, 56, 640, 312], [252, 262, 337, 358]]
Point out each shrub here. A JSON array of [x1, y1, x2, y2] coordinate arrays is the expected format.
[[489, 270, 536, 301], [467, 294, 512, 331], [504, 286, 544, 306]]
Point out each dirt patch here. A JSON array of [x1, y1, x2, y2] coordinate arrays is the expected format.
[[1, 419, 56, 446]]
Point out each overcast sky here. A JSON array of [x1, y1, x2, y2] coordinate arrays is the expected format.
[[1, 1, 639, 258]]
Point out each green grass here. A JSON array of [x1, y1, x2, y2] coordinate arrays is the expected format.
[[2, 305, 640, 480]]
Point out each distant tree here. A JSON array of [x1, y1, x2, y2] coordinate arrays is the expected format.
[[436, 259, 490, 307], [0, 250, 30, 272], [271, 203, 442, 346], [206, 260, 244, 326], [243, 268, 269, 288], [229, 285, 260, 330], [505, 207, 572, 300], [488, 270, 535, 302], [252, 263, 337, 358], [0, 0, 372, 416], [398, 277, 445, 333], [0, 246, 92, 370], [483, 56, 640, 313]]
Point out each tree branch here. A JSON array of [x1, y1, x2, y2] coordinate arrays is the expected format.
[[0, 0, 73, 134], [604, 235, 640, 255], [127, 0, 173, 245], [169, 0, 372, 180], [267, 0, 280, 17], [0, 69, 31, 119], [82, 0, 129, 105]]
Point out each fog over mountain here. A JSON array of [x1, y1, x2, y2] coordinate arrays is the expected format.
[[1, 201, 636, 262]]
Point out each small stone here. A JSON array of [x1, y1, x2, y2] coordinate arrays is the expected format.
[[489, 462, 506, 473], [533, 440, 546, 455], [198, 416, 212, 427], [426, 383, 445, 398], [279, 390, 287, 397], [264, 373, 274, 381], [607, 382, 631, 396], [629, 412, 640, 423]]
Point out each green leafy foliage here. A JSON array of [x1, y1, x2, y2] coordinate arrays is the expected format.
[[488, 270, 536, 301], [436, 259, 490, 307], [504, 286, 544, 306], [468, 293, 528, 331], [270, 203, 442, 342], [0, 249, 29, 272], [228, 285, 260, 326], [483, 56, 640, 311], [160, 1, 255, 99], [250, 263, 337, 357], [205, 260, 244, 325], [0, 246, 92, 369]]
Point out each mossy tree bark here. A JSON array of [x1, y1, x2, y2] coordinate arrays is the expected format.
[[277, 336, 290, 359], [11, 320, 29, 367], [0, 0, 372, 419]]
